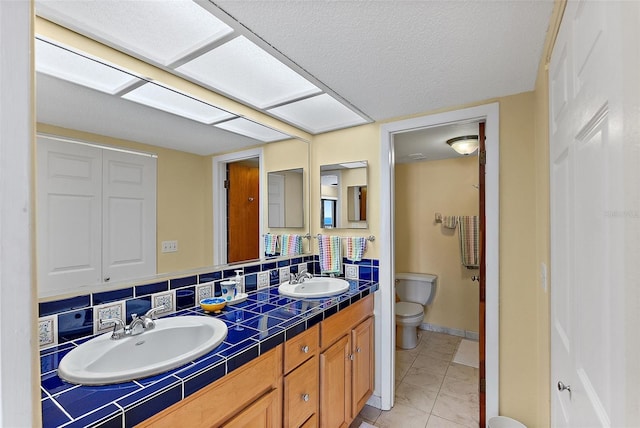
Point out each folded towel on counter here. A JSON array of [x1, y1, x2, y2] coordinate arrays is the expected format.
[[264, 233, 279, 256], [442, 215, 458, 229], [318, 235, 342, 274], [458, 216, 479, 268], [281, 234, 303, 256], [346, 236, 367, 262]]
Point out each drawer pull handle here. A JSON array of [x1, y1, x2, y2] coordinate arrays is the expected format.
[[302, 393, 310, 402], [301, 345, 309, 353]]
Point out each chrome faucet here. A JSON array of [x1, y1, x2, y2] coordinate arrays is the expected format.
[[99, 305, 166, 340], [290, 269, 313, 284]]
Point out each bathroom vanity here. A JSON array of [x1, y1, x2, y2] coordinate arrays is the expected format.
[[40, 280, 377, 428]]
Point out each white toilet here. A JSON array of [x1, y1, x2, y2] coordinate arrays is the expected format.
[[395, 272, 437, 349]]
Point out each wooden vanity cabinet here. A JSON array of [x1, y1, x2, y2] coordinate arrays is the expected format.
[[319, 295, 374, 428], [284, 324, 319, 428], [136, 346, 282, 428]]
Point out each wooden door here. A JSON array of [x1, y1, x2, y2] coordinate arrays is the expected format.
[[319, 335, 351, 428], [359, 187, 367, 221], [222, 389, 280, 428], [477, 121, 486, 427], [549, 1, 631, 426], [351, 317, 374, 419], [227, 161, 259, 263]]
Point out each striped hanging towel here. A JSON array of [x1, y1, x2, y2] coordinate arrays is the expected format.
[[318, 235, 342, 274], [346, 237, 367, 262], [264, 233, 279, 256], [442, 215, 458, 229], [281, 234, 303, 256], [458, 216, 479, 268]]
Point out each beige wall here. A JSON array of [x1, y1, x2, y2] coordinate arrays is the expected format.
[[395, 156, 479, 333], [36, 124, 213, 274]]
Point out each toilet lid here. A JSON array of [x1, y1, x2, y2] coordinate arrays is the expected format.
[[395, 302, 424, 317]]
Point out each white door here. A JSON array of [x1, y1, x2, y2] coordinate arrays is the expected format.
[[102, 149, 156, 283], [268, 173, 285, 227], [37, 137, 102, 293], [549, 1, 638, 426]]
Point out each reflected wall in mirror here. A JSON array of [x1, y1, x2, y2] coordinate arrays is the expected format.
[[35, 28, 310, 299], [320, 161, 368, 229], [268, 168, 304, 228]]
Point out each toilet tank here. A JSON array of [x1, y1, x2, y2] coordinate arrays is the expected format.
[[395, 272, 437, 305]]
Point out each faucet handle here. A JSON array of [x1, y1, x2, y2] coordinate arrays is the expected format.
[[144, 305, 165, 320]]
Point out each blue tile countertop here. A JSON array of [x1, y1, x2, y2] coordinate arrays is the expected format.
[[41, 279, 379, 428]]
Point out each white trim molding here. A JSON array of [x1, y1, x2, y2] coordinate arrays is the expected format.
[[379, 102, 499, 422]]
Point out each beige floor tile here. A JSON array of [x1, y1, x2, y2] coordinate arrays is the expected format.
[[431, 391, 479, 428], [395, 359, 412, 383], [397, 348, 420, 365], [411, 353, 451, 376], [419, 344, 456, 362], [375, 403, 430, 428], [439, 375, 479, 401], [426, 414, 470, 428], [402, 365, 445, 390], [359, 404, 382, 423], [395, 381, 439, 412], [445, 363, 479, 382]]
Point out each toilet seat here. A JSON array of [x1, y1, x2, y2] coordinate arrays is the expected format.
[[395, 301, 423, 318]]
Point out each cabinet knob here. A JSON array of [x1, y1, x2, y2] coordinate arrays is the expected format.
[[356, 347, 361, 353], [557, 381, 571, 393], [301, 345, 309, 353], [301, 393, 310, 402], [349, 354, 355, 361], [104, 277, 110, 282]]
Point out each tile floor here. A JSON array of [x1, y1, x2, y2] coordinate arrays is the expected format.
[[351, 330, 479, 428]]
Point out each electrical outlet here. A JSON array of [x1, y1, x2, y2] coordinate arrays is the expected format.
[[161, 240, 178, 253], [279, 267, 290, 284], [257, 272, 269, 289]]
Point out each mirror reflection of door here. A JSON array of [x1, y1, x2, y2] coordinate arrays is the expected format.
[[321, 199, 337, 228], [360, 186, 367, 221], [227, 159, 259, 263]]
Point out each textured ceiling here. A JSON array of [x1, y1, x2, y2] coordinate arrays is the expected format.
[[213, 0, 554, 121]]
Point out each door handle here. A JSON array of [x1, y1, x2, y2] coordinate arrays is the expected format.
[[557, 381, 571, 393], [471, 276, 479, 282]]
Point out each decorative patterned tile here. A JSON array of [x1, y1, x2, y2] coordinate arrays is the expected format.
[[345, 264, 359, 280], [279, 266, 290, 284], [153, 290, 176, 315], [196, 281, 214, 302], [93, 301, 126, 335], [257, 272, 269, 289], [298, 263, 308, 274], [39, 315, 57, 348]]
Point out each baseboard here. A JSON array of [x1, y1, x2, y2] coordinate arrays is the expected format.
[[420, 322, 479, 340], [366, 394, 382, 410]]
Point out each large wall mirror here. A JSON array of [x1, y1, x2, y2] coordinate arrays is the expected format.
[[320, 161, 368, 229], [35, 23, 310, 299]]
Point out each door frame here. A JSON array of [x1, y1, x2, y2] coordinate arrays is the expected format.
[[378, 102, 499, 421], [212, 147, 264, 266]]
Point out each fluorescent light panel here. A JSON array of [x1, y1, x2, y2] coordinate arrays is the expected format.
[[122, 83, 234, 124], [214, 118, 290, 142], [177, 36, 321, 109], [35, 0, 233, 66], [268, 93, 368, 134], [35, 39, 139, 94]]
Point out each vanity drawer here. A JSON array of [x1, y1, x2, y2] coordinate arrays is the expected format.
[[284, 323, 318, 374], [284, 356, 319, 428]]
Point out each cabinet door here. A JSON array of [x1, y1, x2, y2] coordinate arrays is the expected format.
[[319, 335, 351, 428], [351, 317, 374, 418], [222, 389, 279, 428]]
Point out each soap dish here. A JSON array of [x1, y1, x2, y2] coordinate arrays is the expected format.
[[200, 297, 226, 313], [227, 293, 248, 305]]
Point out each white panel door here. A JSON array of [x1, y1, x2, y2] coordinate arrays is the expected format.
[[37, 137, 102, 293], [102, 150, 156, 283], [550, 1, 634, 426]]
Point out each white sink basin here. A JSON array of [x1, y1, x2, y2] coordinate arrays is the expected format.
[[58, 316, 228, 385], [278, 277, 350, 299]]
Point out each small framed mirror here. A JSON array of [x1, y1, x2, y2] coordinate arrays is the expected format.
[[267, 168, 304, 228], [320, 161, 368, 229]]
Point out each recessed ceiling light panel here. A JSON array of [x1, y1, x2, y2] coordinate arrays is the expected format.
[[177, 36, 321, 109], [268, 93, 369, 134], [35, 0, 234, 66], [35, 39, 139, 94], [121, 83, 235, 124], [214, 117, 290, 142]]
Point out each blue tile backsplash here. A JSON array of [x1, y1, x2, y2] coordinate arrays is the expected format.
[[39, 255, 379, 428]]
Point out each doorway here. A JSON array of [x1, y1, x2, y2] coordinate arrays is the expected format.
[[212, 148, 264, 266], [378, 103, 499, 422]]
